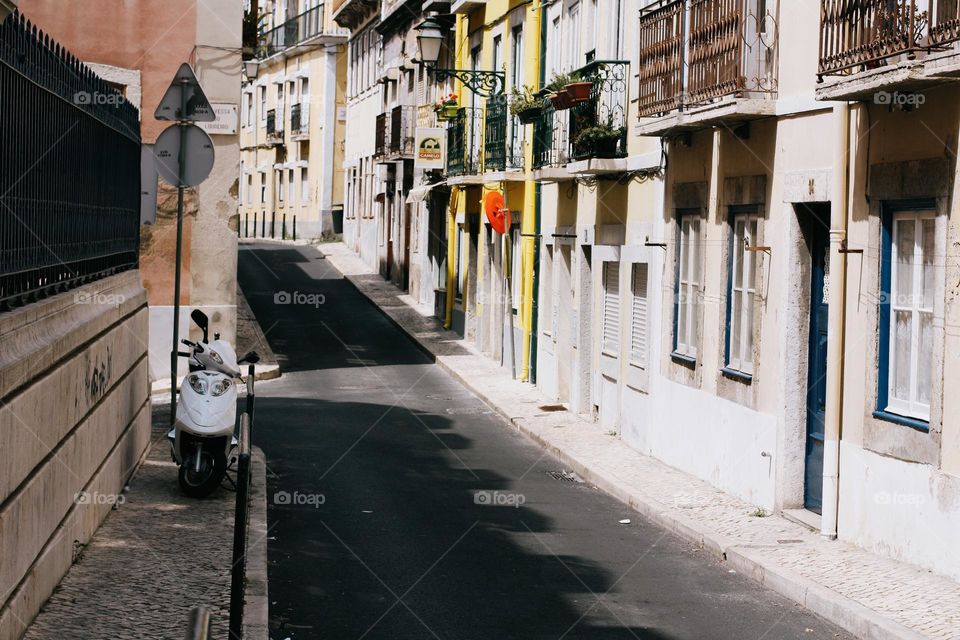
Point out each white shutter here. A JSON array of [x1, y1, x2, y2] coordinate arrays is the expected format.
[[631, 263, 648, 367], [602, 261, 620, 353]]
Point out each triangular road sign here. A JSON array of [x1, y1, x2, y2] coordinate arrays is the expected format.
[[155, 63, 216, 122]]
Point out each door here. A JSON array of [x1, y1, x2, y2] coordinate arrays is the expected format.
[[804, 206, 830, 513]]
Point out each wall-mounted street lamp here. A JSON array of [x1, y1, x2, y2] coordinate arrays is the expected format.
[[243, 59, 260, 82], [415, 15, 504, 98]]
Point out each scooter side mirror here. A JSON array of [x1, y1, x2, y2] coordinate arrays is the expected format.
[[238, 351, 260, 365], [190, 309, 209, 343]]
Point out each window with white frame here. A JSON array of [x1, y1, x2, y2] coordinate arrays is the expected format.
[[630, 263, 649, 367], [510, 26, 524, 89], [602, 261, 620, 354], [301, 168, 309, 202], [882, 209, 936, 421], [259, 172, 266, 203], [726, 212, 760, 375], [674, 213, 701, 358], [244, 92, 253, 127], [288, 169, 295, 204], [548, 10, 561, 77], [567, 2, 581, 70], [259, 86, 266, 121], [278, 170, 284, 202], [246, 174, 253, 204]]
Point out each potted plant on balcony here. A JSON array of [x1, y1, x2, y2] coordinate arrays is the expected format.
[[545, 72, 576, 110], [434, 93, 460, 121], [573, 122, 625, 159], [509, 86, 544, 124], [565, 77, 593, 103]]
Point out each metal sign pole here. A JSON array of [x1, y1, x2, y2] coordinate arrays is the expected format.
[[170, 79, 189, 426]]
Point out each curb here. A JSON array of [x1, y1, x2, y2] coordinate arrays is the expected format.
[[243, 446, 270, 640], [338, 271, 928, 640]]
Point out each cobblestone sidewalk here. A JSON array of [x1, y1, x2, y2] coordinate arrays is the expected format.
[[321, 241, 960, 640], [23, 404, 234, 640]]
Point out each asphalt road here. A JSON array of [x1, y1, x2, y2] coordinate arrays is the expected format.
[[238, 242, 854, 640]]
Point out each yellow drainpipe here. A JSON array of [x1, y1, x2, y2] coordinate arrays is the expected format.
[[445, 186, 460, 329], [519, 2, 542, 381]]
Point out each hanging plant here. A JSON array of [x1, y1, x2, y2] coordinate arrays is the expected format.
[[565, 80, 593, 103], [509, 86, 544, 124]]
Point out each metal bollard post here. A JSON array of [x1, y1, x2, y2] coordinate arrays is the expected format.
[[185, 606, 212, 640], [228, 414, 251, 639]]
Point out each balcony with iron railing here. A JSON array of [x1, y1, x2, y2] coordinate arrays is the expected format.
[[531, 102, 571, 179], [375, 105, 416, 161], [483, 100, 524, 175], [258, 5, 347, 58], [446, 107, 483, 179], [636, 0, 778, 135], [265, 109, 283, 145], [527, 60, 629, 176], [290, 102, 309, 139], [817, 0, 960, 100]]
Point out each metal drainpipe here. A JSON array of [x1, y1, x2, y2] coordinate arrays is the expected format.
[[821, 103, 851, 540]]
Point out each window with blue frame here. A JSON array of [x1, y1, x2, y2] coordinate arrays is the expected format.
[[878, 206, 936, 425], [673, 210, 702, 360], [724, 210, 760, 376]]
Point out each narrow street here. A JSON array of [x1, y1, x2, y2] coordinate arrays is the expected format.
[[238, 242, 852, 640]]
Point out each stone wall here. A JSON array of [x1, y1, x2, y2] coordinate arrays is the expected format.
[[0, 272, 151, 639]]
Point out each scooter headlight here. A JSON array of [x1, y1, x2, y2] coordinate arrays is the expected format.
[[208, 350, 224, 365], [188, 374, 209, 395], [210, 378, 232, 397]]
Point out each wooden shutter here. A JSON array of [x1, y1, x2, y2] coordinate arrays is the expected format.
[[602, 261, 620, 353], [631, 263, 648, 366]]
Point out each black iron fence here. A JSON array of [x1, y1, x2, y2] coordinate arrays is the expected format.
[[532, 102, 570, 169], [483, 100, 523, 172], [0, 12, 141, 311], [446, 107, 482, 176]]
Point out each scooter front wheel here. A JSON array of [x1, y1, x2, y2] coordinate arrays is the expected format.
[[178, 449, 227, 498]]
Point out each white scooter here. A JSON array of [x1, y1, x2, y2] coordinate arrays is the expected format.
[[169, 309, 258, 498]]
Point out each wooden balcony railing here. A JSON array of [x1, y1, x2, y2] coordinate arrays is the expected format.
[[637, 0, 777, 118], [374, 112, 387, 157], [388, 105, 415, 156], [819, 0, 960, 77], [637, 0, 686, 118]]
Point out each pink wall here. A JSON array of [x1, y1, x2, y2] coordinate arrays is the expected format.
[[19, 0, 198, 142]]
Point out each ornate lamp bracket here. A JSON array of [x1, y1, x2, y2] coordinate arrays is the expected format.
[[431, 68, 505, 98]]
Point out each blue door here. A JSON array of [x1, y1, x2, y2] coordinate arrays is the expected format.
[[805, 207, 830, 513]]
